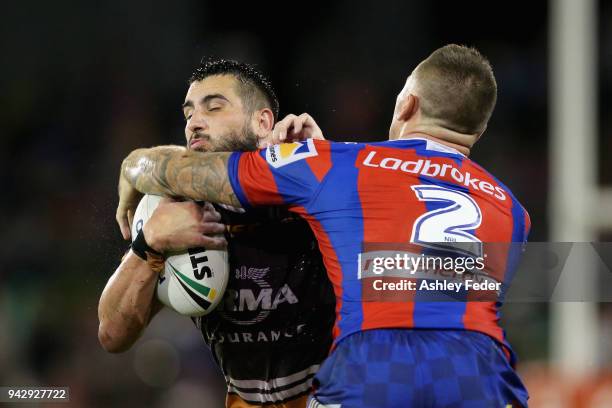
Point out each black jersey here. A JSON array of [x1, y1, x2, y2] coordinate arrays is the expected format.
[[193, 205, 335, 407]]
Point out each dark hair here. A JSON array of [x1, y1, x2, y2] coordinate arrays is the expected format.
[[414, 44, 497, 134], [189, 58, 279, 121]]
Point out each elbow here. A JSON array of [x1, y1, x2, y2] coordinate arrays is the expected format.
[[98, 321, 134, 354]]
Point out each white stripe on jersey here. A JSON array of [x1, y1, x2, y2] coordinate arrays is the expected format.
[[226, 364, 319, 404], [307, 397, 342, 408]]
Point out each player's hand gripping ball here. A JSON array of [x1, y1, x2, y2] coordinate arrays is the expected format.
[[132, 195, 229, 316]]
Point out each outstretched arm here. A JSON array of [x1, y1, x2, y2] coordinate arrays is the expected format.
[[117, 146, 241, 238], [122, 146, 240, 205]]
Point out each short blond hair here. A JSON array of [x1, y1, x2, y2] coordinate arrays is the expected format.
[[414, 44, 497, 134]]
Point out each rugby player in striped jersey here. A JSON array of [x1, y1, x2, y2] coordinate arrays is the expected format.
[[99, 60, 335, 408]]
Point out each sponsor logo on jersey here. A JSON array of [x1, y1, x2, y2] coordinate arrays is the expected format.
[[217, 266, 299, 325], [362, 150, 507, 201], [266, 139, 318, 168], [208, 323, 306, 344], [221, 285, 299, 312]]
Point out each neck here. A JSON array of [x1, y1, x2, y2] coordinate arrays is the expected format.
[[396, 124, 477, 156]]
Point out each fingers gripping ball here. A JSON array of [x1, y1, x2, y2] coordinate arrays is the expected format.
[[131, 194, 229, 316]]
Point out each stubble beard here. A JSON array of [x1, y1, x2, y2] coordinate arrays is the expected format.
[[189, 121, 259, 153]]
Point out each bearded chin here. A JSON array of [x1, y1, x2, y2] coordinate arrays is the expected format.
[[217, 127, 259, 152], [192, 124, 259, 153]]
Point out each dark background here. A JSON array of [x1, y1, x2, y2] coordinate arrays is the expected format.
[[0, 1, 610, 407]]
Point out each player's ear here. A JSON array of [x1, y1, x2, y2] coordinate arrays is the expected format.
[[397, 94, 419, 122], [254, 108, 274, 134], [479, 124, 487, 136], [475, 124, 487, 142]]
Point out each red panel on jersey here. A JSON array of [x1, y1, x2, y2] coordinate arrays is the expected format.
[[305, 140, 332, 182], [238, 152, 285, 206], [356, 146, 429, 331], [290, 205, 345, 343]]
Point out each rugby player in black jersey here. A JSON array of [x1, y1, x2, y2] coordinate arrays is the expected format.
[[98, 60, 335, 408]]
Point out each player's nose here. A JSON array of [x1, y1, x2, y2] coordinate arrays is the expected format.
[[186, 110, 208, 134]]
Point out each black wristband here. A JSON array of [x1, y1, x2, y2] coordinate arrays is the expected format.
[[131, 229, 162, 261]]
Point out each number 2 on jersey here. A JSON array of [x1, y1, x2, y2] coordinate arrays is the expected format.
[[410, 185, 483, 257]]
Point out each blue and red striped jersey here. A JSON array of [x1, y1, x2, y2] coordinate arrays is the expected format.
[[227, 137, 530, 355]]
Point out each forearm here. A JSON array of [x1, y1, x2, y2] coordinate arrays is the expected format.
[[98, 251, 161, 353], [121, 146, 241, 207]]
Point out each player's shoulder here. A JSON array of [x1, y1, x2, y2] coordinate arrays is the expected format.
[[466, 156, 529, 212], [312, 138, 412, 152], [460, 156, 531, 239], [365, 137, 466, 157], [264, 139, 371, 167], [312, 139, 362, 150], [313, 137, 467, 155]]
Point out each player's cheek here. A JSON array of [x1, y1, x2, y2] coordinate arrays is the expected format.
[[184, 123, 191, 144]]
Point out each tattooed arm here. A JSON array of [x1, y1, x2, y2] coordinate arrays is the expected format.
[[116, 145, 241, 239], [123, 145, 240, 205]]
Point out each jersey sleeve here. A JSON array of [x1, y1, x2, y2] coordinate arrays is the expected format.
[[227, 139, 333, 209]]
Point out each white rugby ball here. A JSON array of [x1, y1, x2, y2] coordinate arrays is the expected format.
[[131, 194, 229, 317]]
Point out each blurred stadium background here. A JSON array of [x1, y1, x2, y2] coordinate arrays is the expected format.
[[1, 0, 611, 406]]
